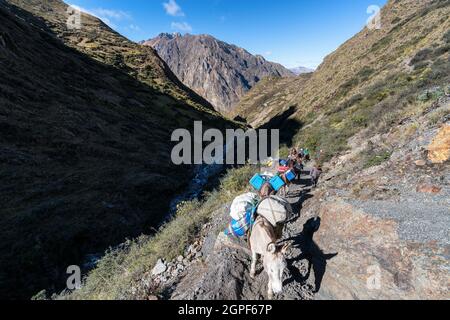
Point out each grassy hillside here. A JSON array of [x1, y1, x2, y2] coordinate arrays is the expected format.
[[230, 74, 312, 126], [0, 0, 233, 299], [235, 0, 449, 162], [6, 0, 217, 115]]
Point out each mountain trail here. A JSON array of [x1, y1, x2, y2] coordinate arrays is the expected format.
[[162, 166, 327, 300]]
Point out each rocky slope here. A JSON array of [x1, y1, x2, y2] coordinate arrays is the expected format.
[[234, 0, 450, 134], [0, 0, 232, 299], [141, 33, 295, 113]]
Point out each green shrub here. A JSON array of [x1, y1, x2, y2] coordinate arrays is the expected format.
[[442, 29, 450, 44], [357, 66, 375, 81], [278, 145, 290, 159], [351, 114, 369, 127], [363, 150, 392, 169], [410, 48, 433, 66], [338, 77, 359, 98], [391, 17, 401, 24], [371, 35, 393, 52]]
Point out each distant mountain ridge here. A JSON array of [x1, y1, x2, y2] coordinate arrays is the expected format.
[[141, 33, 295, 113], [289, 66, 314, 75]]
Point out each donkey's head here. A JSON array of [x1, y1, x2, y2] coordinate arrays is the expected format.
[[263, 243, 290, 295]]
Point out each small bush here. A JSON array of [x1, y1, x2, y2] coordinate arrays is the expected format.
[[363, 150, 392, 169], [351, 114, 369, 127], [391, 17, 401, 24], [443, 29, 450, 44], [371, 35, 393, 52], [337, 77, 359, 98], [357, 66, 375, 81], [278, 145, 290, 159], [410, 48, 433, 66], [428, 108, 450, 125]]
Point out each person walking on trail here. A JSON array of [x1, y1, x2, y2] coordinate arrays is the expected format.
[[316, 150, 324, 162], [298, 148, 305, 159], [288, 148, 298, 160], [303, 148, 311, 161], [310, 165, 322, 188]]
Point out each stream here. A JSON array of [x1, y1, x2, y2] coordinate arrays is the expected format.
[[168, 163, 225, 217]]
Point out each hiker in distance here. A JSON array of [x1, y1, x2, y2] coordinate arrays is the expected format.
[[310, 165, 322, 188]]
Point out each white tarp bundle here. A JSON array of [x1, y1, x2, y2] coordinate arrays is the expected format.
[[256, 196, 292, 226], [230, 192, 259, 220]]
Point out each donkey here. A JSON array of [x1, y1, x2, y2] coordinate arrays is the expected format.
[[249, 215, 290, 299]]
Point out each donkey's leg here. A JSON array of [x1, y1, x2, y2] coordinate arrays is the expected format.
[[267, 280, 274, 300], [250, 251, 258, 279]]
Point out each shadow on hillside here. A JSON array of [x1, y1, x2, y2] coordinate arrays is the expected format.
[[283, 217, 338, 293], [0, 2, 225, 300], [260, 106, 303, 146]]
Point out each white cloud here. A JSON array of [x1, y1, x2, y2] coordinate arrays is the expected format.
[[128, 24, 141, 32], [163, 0, 185, 17], [92, 8, 131, 20], [171, 22, 192, 33], [264, 51, 273, 56]]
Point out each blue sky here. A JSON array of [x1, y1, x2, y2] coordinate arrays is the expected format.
[[66, 0, 387, 69]]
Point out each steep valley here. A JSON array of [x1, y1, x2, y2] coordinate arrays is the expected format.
[[0, 0, 233, 299], [1, 0, 449, 301], [59, 0, 449, 301]]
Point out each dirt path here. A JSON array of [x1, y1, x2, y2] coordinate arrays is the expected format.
[[168, 166, 327, 300]]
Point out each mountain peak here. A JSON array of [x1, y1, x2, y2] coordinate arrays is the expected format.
[[157, 32, 182, 39], [141, 33, 294, 113]]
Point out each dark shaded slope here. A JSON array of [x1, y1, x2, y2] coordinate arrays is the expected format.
[[0, 1, 231, 299]]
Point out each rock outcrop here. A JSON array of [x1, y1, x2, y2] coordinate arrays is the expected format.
[[141, 33, 295, 113], [427, 124, 450, 164]]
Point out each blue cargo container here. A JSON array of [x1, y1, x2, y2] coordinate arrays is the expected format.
[[285, 169, 296, 181], [269, 175, 285, 191], [250, 174, 265, 191]]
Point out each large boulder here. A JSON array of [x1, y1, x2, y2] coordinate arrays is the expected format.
[[427, 124, 450, 164]]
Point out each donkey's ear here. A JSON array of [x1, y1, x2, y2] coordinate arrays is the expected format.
[[267, 243, 276, 254], [281, 242, 292, 254]]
